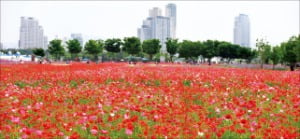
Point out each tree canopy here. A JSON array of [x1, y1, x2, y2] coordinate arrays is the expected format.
[[48, 39, 65, 60], [104, 38, 122, 53], [166, 38, 179, 62], [32, 48, 45, 57], [123, 37, 142, 55], [142, 39, 161, 60]]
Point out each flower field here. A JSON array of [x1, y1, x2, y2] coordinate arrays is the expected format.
[[0, 63, 299, 139]]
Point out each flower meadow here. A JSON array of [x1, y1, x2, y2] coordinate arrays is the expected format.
[[0, 63, 299, 139]]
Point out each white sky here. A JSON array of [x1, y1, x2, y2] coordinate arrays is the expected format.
[[1, 1, 299, 48]]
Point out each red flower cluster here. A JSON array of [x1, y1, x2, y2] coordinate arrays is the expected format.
[[0, 63, 299, 138]]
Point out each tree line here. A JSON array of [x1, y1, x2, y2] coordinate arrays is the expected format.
[[1, 35, 299, 70]]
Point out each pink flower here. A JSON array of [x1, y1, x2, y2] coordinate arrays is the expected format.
[[11, 117, 20, 124], [90, 129, 98, 135], [101, 130, 108, 134], [125, 128, 133, 135]]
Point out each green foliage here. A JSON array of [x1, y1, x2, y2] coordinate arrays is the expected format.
[[270, 46, 283, 67], [32, 48, 45, 57], [166, 38, 179, 62], [66, 39, 82, 56], [48, 39, 65, 60], [84, 39, 103, 61], [142, 39, 161, 60], [104, 38, 122, 53], [178, 40, 202, 60], [221, 131, 245, 139], [280, 35, 300, 70], [256, 38, 272, 68], [123, 37, 141, 55], [202, 40, 220, 65]]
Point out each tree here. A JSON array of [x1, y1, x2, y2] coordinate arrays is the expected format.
[[32, 48, 45, 57], [166, 38, 179, 62], [270, 46, 283, 70], [202, 40, 219, 65], [178, 40, 202, 62], [84, 39, 103, 61], [142, 39, 161, 60], [217, 41, 236, 63], [256, 38, 271, 69], [123, 37, 141, 56], [66, 39, 82, 60], [104, 38, 122, 53], [281, 35, 300, 71], [104, 38, 123, 61], [48, 39, 65, 60]]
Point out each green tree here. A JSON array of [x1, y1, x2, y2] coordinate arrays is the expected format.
[[256, 38, 271, 69], [104, 38, 122, 53], [123, 37, 141, 56], [281, 35, 300, 71], [166, 38, 179, 62], [142, 39, 161, 60], [32, 48, 45, 57], [66, 39, 82, 60], [202, 40, 219, 65], [270, 46, 283, 70], [178, 40, 202, 62], [84, 39, 103, 61], [48, 39, 65, 60], [217, 41, 238, 63], [237, 46, 255, 63]]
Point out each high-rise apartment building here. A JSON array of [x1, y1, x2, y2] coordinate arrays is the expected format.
[[19, 17, 48, 49], [138, 4, 176, 54], [166, 4, 176, 38], [234, 14, 250, 47]]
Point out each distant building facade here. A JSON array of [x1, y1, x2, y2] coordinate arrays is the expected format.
[[234, 14, 250, 47], [166, 3, 176, 38], [138, 4, 176, 54], [71, 33, 84, 47], [19, 17, 48, 49]]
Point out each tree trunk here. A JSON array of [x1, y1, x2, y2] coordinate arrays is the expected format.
[[150, 55, 153, 61], [208, 59, 211, 66], [290, 64, 295, 71], [170, 55, 173, 63], [273, 64, 275, 70]]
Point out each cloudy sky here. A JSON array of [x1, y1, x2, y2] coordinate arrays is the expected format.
[[1, 1, 299, 48]]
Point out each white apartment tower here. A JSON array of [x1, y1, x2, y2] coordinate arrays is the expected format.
[[19, 17, 48, 49], [138, 4, 176, 54], [166, 3, 176, 38], [234, 14, 250, 47]]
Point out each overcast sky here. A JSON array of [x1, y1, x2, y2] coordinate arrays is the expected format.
[[1, 1, 299, 48]]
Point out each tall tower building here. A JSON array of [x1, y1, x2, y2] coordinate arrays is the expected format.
[[19, 17, 48, 49], [149, 7, 162, 17], [166, 3, 176, 38], [234, 14, 250, 47], [138, 4, 176, 54]]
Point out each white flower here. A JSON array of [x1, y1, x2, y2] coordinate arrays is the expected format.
[[215, 108, 220, 113], [198, 132, 204, 137]]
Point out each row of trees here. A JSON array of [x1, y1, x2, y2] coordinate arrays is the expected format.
[[5, 35, 298, 70], [256, 35, 300, 71], [41, 37, 257, 64]]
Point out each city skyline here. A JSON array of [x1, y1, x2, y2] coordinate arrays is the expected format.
[[1, 1, 299, 49]]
